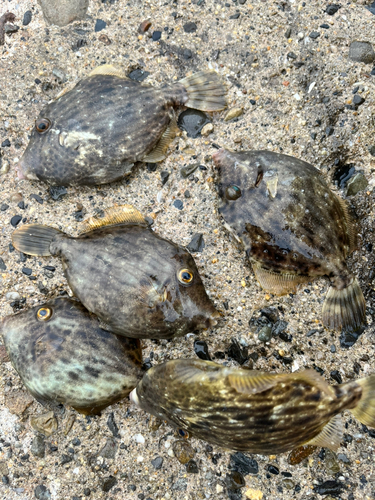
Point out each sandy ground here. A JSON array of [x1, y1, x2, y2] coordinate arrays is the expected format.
[[1, 0, 375, 499]]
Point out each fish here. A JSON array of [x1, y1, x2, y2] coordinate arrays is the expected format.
[[17, 65, 227, 186], [11, 205, 219, 339], [129, 358, 375, 454], [213, 148, 366, 332], [1, 297, 143, 415]]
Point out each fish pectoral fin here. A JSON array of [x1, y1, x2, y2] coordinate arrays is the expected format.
[[80, 204, 149, 232], [228, 371, 282, 395], [252, 262, 309, 296], [88, 64, 128, 79], [142, 115, 178, 163], [304, 414, 343, 451]]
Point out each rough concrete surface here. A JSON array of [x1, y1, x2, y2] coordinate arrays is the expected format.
[[0, 0, 375, 499]]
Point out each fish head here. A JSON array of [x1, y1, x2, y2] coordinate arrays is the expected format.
[[213, 148, 263, 203], [144, 240, 220, 335]]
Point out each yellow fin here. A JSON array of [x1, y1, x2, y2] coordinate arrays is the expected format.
[[292, 369, 334, 396], [228, 371, 282, 395], [142, 115, 178, 163], [351, 374, 375, 427], [81, 205, 148, 232], [337, 196, 357, 254], [305, 414, 343, 451], [88, 64, 128, 79], [252, 262, 309, 295]]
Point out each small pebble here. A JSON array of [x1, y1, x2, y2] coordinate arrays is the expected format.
[[23, 11, 32, 26], [10, 215, 22, 227], [30, 436, 45, 458], [152, 31, 161, 41], [349, 41, 375, 64], [34, 485, 51, 500], [160, 171, 170, 185], [173, 200, 183, 210], [138, 20, 152, 34], [346, 173, 368, 196], [224, 107, 243, 121], [180, 163, 199, 178], [151, 456, 163, 470], [187, 233, 205, 253], [1, 139, 11, 147], [101, 476, 117, 492], [186, 459, 199, 473], [183, 22, 197, 33], [258, 326, 272, 342], [200, 123, 214, 136], [194, 340, 211, 360], [172, 440, 195, 464], [95, 19, 107, 32]]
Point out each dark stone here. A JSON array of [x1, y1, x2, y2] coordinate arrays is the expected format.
[[23, 11, 32, 25], [272, 320, 288, 337], [152, 31, 162, 41], [2, 475, 9, 484], [227, 338, 248, 365], [326, 4, 341, 15], [182, 48, 192, 59], [309, 31, 320, 39], [95, 20, 107, 32], [18, 201, 25, 209], [320, 23, 330, 29], [44, 266, 55, 272], [267, 464, 279, 475], [260, 307, 279, 323], [340, 325, 365, 348], [31, 436, 45, 458], [177, 109, 211, 138], [368, 145, 375, 156], [107, 412, 120, 437], [187, 233, 205, 253], [333, 163, 356, 188], [83, 489, 91, 496], [49, 186, 67, 200], [0, 257, 6, 271], [173, 200, 183, 210], [22, 267, 32, 276], [353, 94, 365, 106], [225, 471, 245, 491], [160, 171, 170, 185], [1, 139, 11, 147], [60, 454, 72, 465], [30, 194, 44, 204], [34, 485, 51, 500], [330, 370, 343, 384], [229, 452, 258, 475], [313, 480, 344, 496], [72, 438, 81, 446], [194, 340, 211, 360], [229, 12, 240, 19], [326, 126, 334, 136], [349, 41, 375, 64], [1, 203, 9, 211], [101, 476, 117, 492], [151, 456, 163, 470], [128, 69, 150, 82], [147, 163, 157, 172], [186, 459, 199, 473], [180, 163, 199, 178], [183, 22, 197, 33]]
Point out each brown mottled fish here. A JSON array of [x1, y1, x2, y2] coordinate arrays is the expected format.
[[213, 148, 366, 332], [130, 359, 375, 454], [11, 205, 219, 339], [17, 65, 227, 186], [1, 298, 143, 415]]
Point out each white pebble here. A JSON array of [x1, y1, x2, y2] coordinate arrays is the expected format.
[[133, 434, 145, 444], [5, 292, 21, 301]]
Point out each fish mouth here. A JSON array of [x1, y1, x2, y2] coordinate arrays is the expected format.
[[129, 388, 140, 406]]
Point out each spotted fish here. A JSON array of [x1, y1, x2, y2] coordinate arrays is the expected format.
[[17, 65, 227, 186], [11, 205, 219, 339], [1, 298, 143, 415], [213, 148, 366, 332], [130, 358, 375, 454]]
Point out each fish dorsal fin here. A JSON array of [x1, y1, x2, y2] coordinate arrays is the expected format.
[[337, 196, 358, 254], [54, 80, 79, 101], [252, 261, 309, 296], [228, 371, 283, 395], [293, 369, 334, 396], [88, 64, 128, 79], [81, 205, 148, 232], [305, 414, 343, 451]]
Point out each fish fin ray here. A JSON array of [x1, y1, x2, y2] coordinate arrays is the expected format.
[[337, 196, 357, 254], [81, 205, 148, 232], [142, 115, 178, 163], [179, 70, 227, 112], [351, 374, 375, 427], [322, 276, 366, 331], [88, 64, 128, 78], [12, 224, 62, 256], [54, 81, 79, 101], [228, 371, 282, 395], [252, 262, 309, 295], [172, 359, 222, 385], [305, 415, 343, 451]]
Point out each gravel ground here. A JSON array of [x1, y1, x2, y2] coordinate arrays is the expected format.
[[1, 0, 375, 499]]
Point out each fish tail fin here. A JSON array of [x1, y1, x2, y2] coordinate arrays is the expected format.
[[351, 375, 375, 428], [12, 225, 63, 256], [322, 276, 366, 331], [179, 70, 227, 112]]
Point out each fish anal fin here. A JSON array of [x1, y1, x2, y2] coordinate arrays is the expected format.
[[81, 204, 148, 232], [228, 371, 282, 395], [142, 115, 178, 163], [252, 262, 309, 296], [305, 414, 343, 451], [88, 64, 128, 79], [337, 196, 357, 254]]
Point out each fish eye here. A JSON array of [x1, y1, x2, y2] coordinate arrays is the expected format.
[[35, 118, 52, 134], [178, 428, 189, 439], [37, 307, 52, 321], [225, 185, 242, 200], [178, 269, 194, 285]]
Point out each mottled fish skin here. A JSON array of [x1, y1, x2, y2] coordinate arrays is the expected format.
[[0, 298, 143, 415], [213, 149, 365, 330], [18, 68, 226, 186], [131, 359, 364, 454]]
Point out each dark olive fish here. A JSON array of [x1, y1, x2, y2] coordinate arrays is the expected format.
[[130, 359, 375, 454], [213, 148, 366, 332], [1, 298, 143, 415], [17, 65, 227, 186], [12, 205, 219, 339]]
